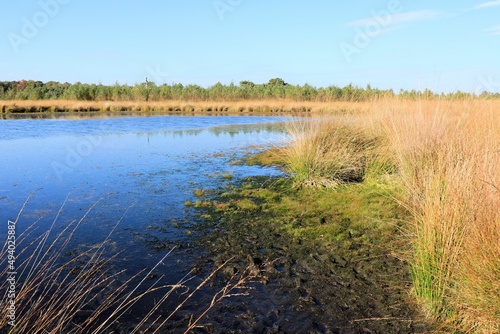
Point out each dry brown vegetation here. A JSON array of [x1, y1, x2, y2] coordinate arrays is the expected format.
[[0, 99, 378, 114], [0, 198, 254, 333], [380, 99, 500, 333], [281, 99, 499, 332], [3, 97, 499, 332]]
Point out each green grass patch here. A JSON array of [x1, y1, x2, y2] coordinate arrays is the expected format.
[[195, 170, 406, 258]]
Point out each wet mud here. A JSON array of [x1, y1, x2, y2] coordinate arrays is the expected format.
[[181, 177, 429, 334]]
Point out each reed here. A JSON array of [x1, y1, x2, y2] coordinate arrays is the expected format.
[[280, 117, 378, 188], [0, 197, 253, 333], [380, 99, 500, 332], [0, 99, 375, 115], [280, 98, 500, 331]]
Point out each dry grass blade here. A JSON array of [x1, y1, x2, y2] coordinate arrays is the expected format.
[[1, 197, 257, 333], [182, 265, 257, 334], [379, 99, 500, 332]]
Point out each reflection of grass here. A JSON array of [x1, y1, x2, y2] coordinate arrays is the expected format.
[[0, 197, 254, 333]]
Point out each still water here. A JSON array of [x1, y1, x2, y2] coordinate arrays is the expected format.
[[0, 115, 288, 330]]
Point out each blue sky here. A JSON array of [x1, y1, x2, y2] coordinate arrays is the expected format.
[[0, 0, 499, 93]]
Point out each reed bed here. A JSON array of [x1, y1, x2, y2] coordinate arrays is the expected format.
[[0, 99, 376, 115], [281, 99, 499, 332], [379, 99, 500, 332]]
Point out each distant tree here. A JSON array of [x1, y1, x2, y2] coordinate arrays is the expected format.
[[208, 82, 226, 100], [171, 83, 184, 100], [268, 78, 287, 86], [239, 80, 255, 87]]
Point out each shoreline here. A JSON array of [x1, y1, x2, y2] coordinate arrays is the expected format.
[[2, 98, 498, 116], [188, 152, 430, 332], [0, 99, 333, 114]]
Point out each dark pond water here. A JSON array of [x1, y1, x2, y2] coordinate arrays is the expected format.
[[0, 115, 289, 331]]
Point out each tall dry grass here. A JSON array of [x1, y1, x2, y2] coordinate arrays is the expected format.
[[281, 98, 500, 331], [281, 118, 378, 188], [0, 99, 375, 115], [0, 197, 254, 333], [379, 99, 500, 332]]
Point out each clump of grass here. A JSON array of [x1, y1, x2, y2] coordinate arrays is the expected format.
[[282, 118, 377, 188], [234, 199, 259, 211], [381, 99, 500, 332], [221, 172, 233, 180], [193, 188, 206, 197]]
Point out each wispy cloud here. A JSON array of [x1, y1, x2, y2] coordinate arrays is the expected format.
[[485, 25, 500, 36], [475, 0, 500, 9], [348, 10, 442, 27]]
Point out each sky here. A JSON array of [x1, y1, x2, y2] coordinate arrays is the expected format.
[[0, 0, 499, 93]]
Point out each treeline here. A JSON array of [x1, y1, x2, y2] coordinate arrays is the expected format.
[[1, 79, 498, 102]]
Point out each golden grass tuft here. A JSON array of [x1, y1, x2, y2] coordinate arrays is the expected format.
[[379, 99, 500, 332], [280, 98, 500, 332], [281, 118, 378, 188]]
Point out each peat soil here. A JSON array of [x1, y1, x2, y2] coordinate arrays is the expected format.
[[177, 177, 430, 334]]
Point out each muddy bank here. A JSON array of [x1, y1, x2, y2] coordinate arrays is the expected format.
[[186, 176, 429, 333]]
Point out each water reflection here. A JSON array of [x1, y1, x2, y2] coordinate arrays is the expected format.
[[0, 115, 288, 247], [0, 115, 295, 330]]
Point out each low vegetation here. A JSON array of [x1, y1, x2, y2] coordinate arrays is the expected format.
[[188, 154, 425, 332], [1, 79, 499, 106], [0, 198, 253, 333], [381, 100, 500, 332], [3, 96, 498, 332], [269, 100, 499, 332]]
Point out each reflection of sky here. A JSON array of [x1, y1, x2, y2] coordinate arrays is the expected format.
[[0, 116, 288, 244]]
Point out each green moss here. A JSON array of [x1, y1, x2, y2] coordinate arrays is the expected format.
[[194, 200, 213, 208], [192, 167, 405, 257], [234, 198, 259, 211]]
